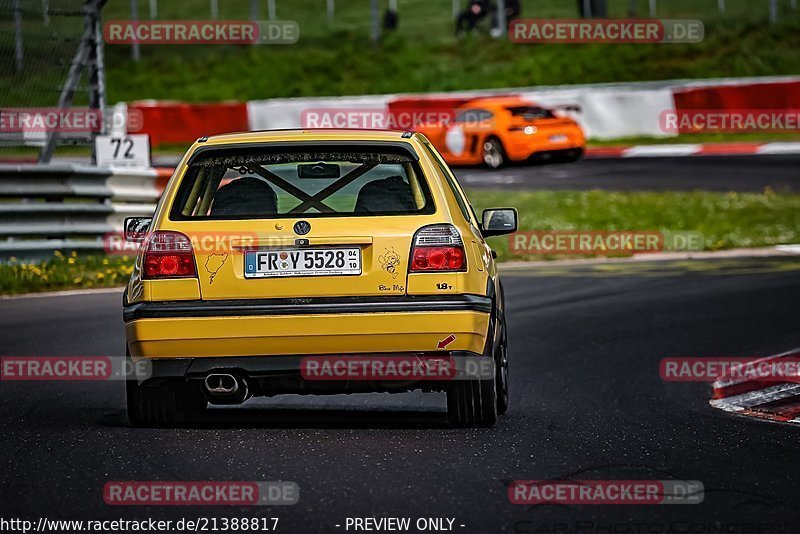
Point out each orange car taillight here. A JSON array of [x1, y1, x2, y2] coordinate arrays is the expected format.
[[142, 231, 197, 279], [509, 125, 537, 134], [410, 225, 466, 272]]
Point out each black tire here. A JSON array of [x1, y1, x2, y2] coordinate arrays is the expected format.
[[496, 319, 509, 415], [447, 377, 497, 427], [482, 137, 506, 169], [126, 350, 206, 426]]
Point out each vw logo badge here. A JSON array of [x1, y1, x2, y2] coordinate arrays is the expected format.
[[293, 220, 311, 235]]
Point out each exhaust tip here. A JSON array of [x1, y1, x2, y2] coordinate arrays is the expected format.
[[204, 373, 239, 396]]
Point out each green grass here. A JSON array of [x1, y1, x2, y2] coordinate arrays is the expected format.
[[8, 0, 799, 105], [106, 0, 800, 37], [467, 189, 800, 261], [0, 252, 134, 295], [2, 190, 798, 294], [98, 18, 800, 103]]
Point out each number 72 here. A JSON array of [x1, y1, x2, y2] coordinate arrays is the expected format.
[[111, 137, 135, 159]]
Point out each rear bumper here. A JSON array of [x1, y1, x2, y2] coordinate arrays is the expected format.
[[124, 295, 492, 359], [508, 142, 584, 161], [146, 353, 480, 378], [142, 352, 492, 396]]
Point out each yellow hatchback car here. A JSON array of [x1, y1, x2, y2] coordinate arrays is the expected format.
[[123, 129, 517, 427]]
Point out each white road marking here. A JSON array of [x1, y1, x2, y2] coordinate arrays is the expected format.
[[623, 144, 702, 157], [775, 244, 800, 254], [756, 142, 800, 155]]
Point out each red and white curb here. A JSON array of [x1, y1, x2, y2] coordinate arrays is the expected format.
[[710, 347, 800, 425], [586, 141, 800, 159]]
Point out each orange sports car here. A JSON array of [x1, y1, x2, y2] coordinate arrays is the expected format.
[[417, 97, 586, 169]]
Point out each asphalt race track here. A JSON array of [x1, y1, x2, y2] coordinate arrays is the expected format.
[[153, 153, 800, 192], [455, 154, 800, 191], [1, 257, 799, 532]]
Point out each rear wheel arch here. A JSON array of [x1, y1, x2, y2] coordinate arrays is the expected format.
[[486, 274, 505, 344]]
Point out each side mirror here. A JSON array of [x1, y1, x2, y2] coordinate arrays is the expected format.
[[481, 208, 518, 238], [123, 217, 152, 242]]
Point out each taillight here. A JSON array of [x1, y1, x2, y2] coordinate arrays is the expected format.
[[410, 225, 466, 272], [142, 231, 197, 279], [509, 125, 537, 135]]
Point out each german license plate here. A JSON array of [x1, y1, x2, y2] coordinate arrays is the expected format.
[[549, 134, 568, 143], [244, 248, 361, 278]]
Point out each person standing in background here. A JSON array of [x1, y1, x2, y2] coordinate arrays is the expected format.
[[456, 0, 492, 34]]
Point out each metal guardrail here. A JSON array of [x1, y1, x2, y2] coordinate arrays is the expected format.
[[0, 164, 163, 258]]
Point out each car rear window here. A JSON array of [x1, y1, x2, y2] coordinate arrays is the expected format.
[[170, 146, 436, 220], [507, 106, 555, 120]]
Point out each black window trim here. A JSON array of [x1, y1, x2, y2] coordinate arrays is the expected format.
[[186, 140, 420, 165], [170, 142, 436, 221], [420, 141, 478, 226]]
